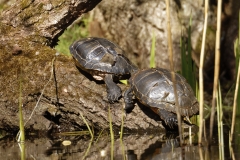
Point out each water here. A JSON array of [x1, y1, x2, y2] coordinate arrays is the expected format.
[[0, 126, 239, 160]]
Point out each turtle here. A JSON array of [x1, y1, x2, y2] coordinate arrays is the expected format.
[[124, 68, 199, 128], [69, 37, 138, 103]]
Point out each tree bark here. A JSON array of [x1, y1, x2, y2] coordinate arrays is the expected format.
[[1, 0, 104, 46], [0, 0, 165, 132], [89, 0, 205, 70]]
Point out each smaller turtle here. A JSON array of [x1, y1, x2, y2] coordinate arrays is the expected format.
[[124, 68, 199, 128], [69, 37, 138, 103]]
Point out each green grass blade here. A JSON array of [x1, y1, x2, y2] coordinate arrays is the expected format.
[[187, 14, 196, 93], [180, 15, 196, 95], [18, 66, 25, 143], [186, 17, 192, 83], [120, 80, 128, 85], [55, 15, 90, 55], [180, 15, 199, 127], [80, 112, 94, 160], [120, 106, 126, 160], [236, 11, 240, 110], [57, 131, 90, 136], [236, 40, 240, 108], [80, 112, 93, 138], [17, 66, 26, 160], [109, 106, 114, 160], [180, 35, 187, 77]]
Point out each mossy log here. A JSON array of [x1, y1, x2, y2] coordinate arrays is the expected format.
[[0, 0, 165, 133]]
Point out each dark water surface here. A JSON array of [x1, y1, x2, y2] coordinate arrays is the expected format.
[[0, 124, 239, 160]]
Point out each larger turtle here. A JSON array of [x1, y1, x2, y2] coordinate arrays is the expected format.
[[124, 68, 199, 128], [69, 37, 138, 103]]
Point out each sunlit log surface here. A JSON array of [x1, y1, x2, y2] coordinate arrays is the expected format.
[[0, 0, 167, 132]]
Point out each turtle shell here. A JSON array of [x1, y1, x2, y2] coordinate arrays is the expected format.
[[130, 68, 199, 117], [69, 37, 137, 80]]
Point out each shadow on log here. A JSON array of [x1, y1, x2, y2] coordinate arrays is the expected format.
[[0, 0, 165, 133]]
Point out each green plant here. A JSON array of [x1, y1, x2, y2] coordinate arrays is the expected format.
[[57, 131, 90, 136], [109, 106, 114, 160], [17, 66, 26, 160], [18, 66, 25, 143], [120, 106, 126, 160], [180, 15, 196, 94], [180, 15, 199, 128], [80, 112, 94, 160], [55, 15, 90, 55]]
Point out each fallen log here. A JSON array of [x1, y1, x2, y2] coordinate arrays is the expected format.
[[0, 0, 165, 133]]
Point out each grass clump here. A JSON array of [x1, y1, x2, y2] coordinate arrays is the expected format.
[[180, 16, 196, 94], [55, 15, 90, 55]]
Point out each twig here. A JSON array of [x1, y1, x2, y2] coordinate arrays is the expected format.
[[230, 60, 240, 142], [210, 0, 222, 144], [16, 57, 56, 140], [198, 0, 208, 145], [230, 10, 240, 143], [216, 83, 225, 159], [165, 0, 182, 146], [80, 112, 94, 138], [24, 57, 56, 127]]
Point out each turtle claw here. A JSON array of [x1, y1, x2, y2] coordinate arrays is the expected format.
[[164, 117, 178, 129], [158, 109, 178, 129], [107, 86, 122, 103], [124, 87, 135, 112], [104, 74, 122, 103], [184, 116, 192, 124]]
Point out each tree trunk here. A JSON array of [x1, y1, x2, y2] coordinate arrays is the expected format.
[[0, 0, 165, 133], [89, 0, 206, 70]]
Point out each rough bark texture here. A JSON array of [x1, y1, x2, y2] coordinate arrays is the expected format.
[[0, 52, 165, 132], [0, 0, 166, 132], [89, 0, 205, 70], [1, 0, 102, 47]]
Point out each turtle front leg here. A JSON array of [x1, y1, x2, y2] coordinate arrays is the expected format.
[[104, 74, 122, 103], [157, 109, 178, 128], [124, 86, 134, 112]]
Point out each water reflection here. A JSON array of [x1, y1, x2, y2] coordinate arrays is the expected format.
[[0, 131, 239, 159]]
